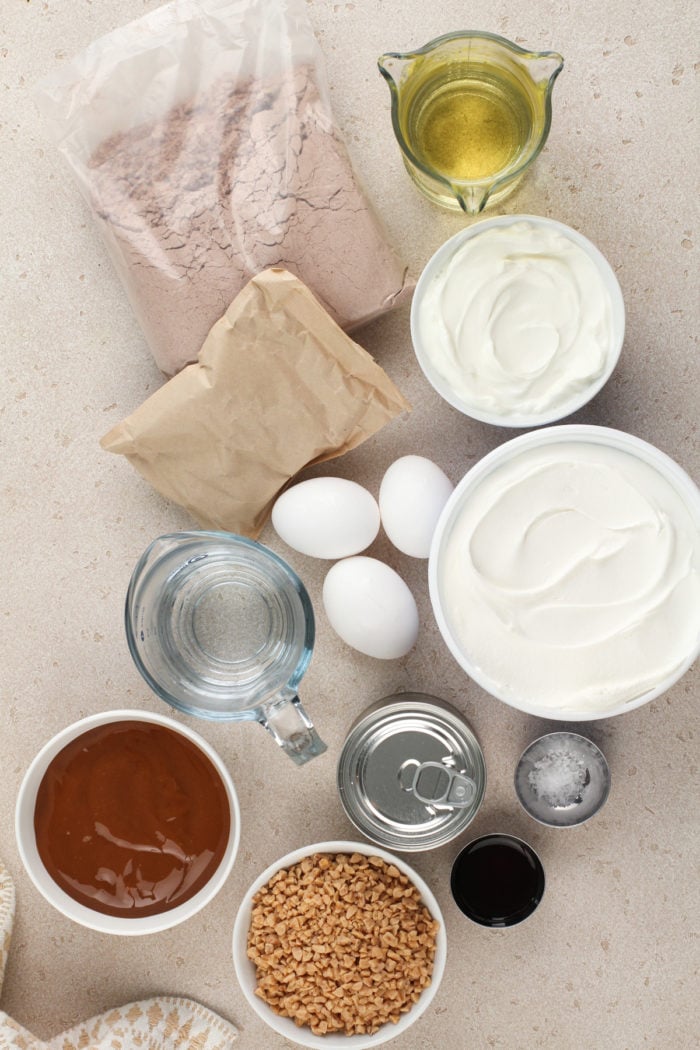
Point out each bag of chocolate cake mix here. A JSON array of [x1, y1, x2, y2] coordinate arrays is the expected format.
[[36, 0, 412, 376]]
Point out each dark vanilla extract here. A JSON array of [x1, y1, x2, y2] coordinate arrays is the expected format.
[[451, 833, 544, 927]]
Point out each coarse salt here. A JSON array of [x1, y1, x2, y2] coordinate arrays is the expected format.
[[527, 749, 588, 807]]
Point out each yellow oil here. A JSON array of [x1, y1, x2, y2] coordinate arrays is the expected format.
[[403, 64, 534, 182]]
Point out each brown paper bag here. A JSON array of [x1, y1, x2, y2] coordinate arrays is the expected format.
[[101, 269, 411, 536]]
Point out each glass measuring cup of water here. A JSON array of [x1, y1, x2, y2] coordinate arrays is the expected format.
[[125, 532, 326, 765], [379, 31, 563, 214]]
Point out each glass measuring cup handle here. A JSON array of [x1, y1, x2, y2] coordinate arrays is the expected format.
[[259, 695, 327, 765]]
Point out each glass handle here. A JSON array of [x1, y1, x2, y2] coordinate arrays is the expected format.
[[260, 696, 327, 766]]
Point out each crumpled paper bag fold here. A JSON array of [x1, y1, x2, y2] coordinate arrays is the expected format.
[[101, 268, 411, 536]]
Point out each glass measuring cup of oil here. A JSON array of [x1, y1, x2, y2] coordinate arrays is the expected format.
[[379, 31, 563, 214]]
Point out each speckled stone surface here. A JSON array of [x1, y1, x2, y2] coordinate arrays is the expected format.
[[1, 1, 698, 1048]]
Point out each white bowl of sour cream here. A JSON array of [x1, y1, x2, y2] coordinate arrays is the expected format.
[[411, 215, 625, 427], [429, 426, 700, 720]]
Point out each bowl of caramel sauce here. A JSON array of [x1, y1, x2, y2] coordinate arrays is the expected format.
[[15, 710, 240, 934]]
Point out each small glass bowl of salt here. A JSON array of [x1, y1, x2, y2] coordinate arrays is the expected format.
[[515, 732, 610, 828]]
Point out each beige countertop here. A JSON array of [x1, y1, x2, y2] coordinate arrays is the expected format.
[[2, 0, 698, 1047]]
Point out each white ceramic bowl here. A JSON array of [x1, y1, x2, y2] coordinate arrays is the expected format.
[[15, 709, 240, 935], [429, 425, 700, 721], [410, 214, 625, 427], [232, 840, 447, 1049]]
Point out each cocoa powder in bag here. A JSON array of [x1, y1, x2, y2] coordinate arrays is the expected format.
[[86, 63, 411, 376]]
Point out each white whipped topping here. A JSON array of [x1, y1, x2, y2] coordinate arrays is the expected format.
[[439, 441, 700, 711], [418, 221, 616, 418]]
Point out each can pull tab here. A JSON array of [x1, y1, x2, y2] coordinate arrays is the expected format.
[[401, 760, 477, 809]]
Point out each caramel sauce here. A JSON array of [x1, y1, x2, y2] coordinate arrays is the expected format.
[[34, 720, 230, 918]]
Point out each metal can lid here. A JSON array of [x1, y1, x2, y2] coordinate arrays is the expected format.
[[337, 692, 486, 851]]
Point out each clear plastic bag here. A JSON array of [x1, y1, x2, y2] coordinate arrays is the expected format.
[[36, 0, 412, 376]]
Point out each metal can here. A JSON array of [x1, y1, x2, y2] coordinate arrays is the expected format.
[[337, 692, 486, 851]]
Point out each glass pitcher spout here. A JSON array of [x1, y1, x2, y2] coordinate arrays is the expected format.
[[132, 531, 193, 569], [523, 49, 565, 87], [377, 53, 406, 86], [454, 183, 491, 215]]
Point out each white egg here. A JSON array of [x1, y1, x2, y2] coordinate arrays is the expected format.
[[379, 455, 454, 558], [322, 557, 419, 659], [272, 477, 380, 559]]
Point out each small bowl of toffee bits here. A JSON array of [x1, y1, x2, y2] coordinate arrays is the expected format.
[[232, 841, 446, 1048]]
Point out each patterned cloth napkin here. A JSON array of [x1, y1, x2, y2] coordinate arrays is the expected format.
[[0, 863, 239, 1049]]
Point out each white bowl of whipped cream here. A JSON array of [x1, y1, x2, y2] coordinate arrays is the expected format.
[[411, 215, 625, 427], [429, 425, 700, 720]]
